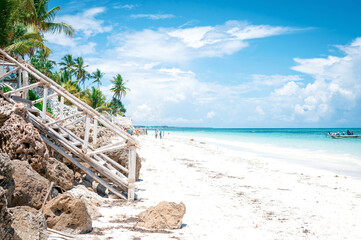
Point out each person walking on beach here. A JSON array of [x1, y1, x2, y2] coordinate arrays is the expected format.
[[159, 131, 162, 139], [155, 129, 158, 139]]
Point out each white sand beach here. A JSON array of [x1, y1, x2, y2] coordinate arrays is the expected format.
[[83, 134, 361, 240]]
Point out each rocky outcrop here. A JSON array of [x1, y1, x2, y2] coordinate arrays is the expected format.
[[138, 201, 186, 230], [43, 194, 92, 234], [10, 160, 50, 210], [106, 148, 142, 180], [0, 188, 14, 240], [42, 157, 74, 190], [10, 206, 48, 240], [0, 153, 15, 204], [0, 100, 49, 173]]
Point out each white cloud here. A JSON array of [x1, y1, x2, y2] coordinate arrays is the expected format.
[[45, 32, 97, 55], [130, 14, 175, 20], [114, 4, 136, 9], [57, 7, 112, 37], [206, 111, 216, 119], [111, 20, 294, 63]]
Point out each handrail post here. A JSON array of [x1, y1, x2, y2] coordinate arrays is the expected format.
[[42, 87, 48, 119], [128, 146, 136, 200], [83, 114, 91, 153]]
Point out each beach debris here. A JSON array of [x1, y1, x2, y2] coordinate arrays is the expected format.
[[189, 139, 194, 141], [42, 157, 74, 190], [106, 147, 142, 180], [0, 100, 49, 173], [10, 160, 50, 210], [10, 206, 48, 240], [43, 194, 92, 234], [137, 201, 186, 230], [0, 153, 15, 204]]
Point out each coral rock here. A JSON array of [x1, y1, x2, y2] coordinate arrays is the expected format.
[[10, 160, 50, 209], [10, 206, 48, 240], [0, 153, 15, 204], [42, 157, 74, 190], [0, 187, 14, 240], [43, 194, 92, 234], [138, 201, 186, 229]]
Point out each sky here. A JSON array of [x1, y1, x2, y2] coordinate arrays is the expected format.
[[47, 0, 361, 127]]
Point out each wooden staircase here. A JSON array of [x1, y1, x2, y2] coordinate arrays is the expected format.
[[0, 49, 137, 200]]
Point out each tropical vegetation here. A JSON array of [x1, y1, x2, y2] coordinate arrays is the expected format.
[[0, 0, 129, 116]]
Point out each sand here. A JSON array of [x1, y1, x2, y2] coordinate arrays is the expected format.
[[80, 134, 361, 240]]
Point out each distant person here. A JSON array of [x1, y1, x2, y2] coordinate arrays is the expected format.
[[352, 131, 354, 135], [347, 130, 351, 135], [159, 131, 162, 139], [155, 130, 158, 139]]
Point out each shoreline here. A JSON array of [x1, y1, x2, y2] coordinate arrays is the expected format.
[[83, 134, 361, 239]]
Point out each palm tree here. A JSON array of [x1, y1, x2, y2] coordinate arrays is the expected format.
[[91, 69, 104, 87], [108, 98, 126, 116], [58, 54, 75, 79], [82, 87, 109, 112], [110, 74, 130, 100], [21, 0, 74, 37], [30, 49, 56, 77], [73, 56, 89, 88]]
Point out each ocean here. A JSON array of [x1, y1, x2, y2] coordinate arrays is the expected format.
[[148, 128, 361, 178]]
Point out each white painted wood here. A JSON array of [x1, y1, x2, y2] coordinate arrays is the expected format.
[[128, 146, 136, 200], [0, 66, 20, 81], [60, 96, 64, 119], [87, 142, 127, 156], [22, 70, 29, 99], [62, 115, 85, 128], [32, 92, 58, 104], [4, 82, 43, 96], [83, 115, 91, 152], [17, 69, 21, 88], [46, 111, 83, 126], [93, 119, 98, 145], [99, 153, 129, 174], [42, 87, 48, 119]]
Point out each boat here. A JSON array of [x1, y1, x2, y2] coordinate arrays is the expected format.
[[330, 135, 361, 139]]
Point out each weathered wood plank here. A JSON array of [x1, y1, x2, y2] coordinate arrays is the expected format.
[[128, 146, 136, 200]]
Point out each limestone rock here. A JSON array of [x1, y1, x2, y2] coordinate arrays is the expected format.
[[10, 160, 50, 209], [43, 194, 92, 234], [10, 206, 48, 240], [106, 148, 142, 180], [138, 201, 186, 230], [0, 113, 49, 173], [0, 187, 14, 240], [0, 153, 15, 204], [43, 157, 74, 190], [67, 185, 103, 220]]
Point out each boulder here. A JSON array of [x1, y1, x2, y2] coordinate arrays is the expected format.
[[10, 160, 50, 209], [0, 187, 14, 240], [43, 194, 92, 234], [0, 153, 15, 204], [10, 206, 48, 240], [42, 157, 74, 190], [106, 148, 142, 180], [138, 201, 186, 230], [0, 113, 49, 173], [67, 185, 103, 220]]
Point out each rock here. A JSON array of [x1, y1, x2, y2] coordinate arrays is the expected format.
[[0, 113, 49, 173], [10, 206, 48, 240], [0, 187, 14, 240], [43, 194, 92, 234], [10, 160, 50, 210], [0, 153, 15, 204], [67, 185, 103, 220], [106, 148, 142, 180], [138, 201, 186, 230], [42, 157, 74, 190]]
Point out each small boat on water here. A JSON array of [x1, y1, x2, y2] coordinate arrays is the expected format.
[[331, 135, 361, 139]]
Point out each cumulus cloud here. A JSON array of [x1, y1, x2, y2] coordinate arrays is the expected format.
[[57, 7, 112, 37], [111, 20, 294, 63]]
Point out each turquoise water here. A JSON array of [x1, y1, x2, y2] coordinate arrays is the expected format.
[[147, 128, 361, 177]]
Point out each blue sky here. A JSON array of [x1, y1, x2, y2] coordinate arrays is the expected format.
[[47, 0, 361, 127]]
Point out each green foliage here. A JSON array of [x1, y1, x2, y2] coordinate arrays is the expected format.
[[110, 74, 130, 100], [28, 89, 52, 114]]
